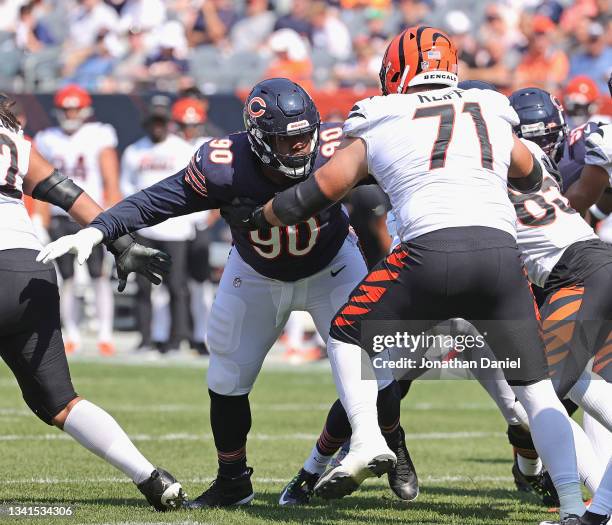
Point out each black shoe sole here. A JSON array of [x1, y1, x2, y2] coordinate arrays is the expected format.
[[186, 492, 254, 509]]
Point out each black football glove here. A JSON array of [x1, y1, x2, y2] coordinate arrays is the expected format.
[[219, 197, 271, 230], [107, 234, 172, 292]]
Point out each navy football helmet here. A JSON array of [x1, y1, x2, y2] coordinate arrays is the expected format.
[[509, 87, 568, 156], [244, 78, 321, 180], [457, 80, 497, 91]]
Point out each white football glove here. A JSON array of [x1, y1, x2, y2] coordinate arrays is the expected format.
[[37, 227, 104, 265]]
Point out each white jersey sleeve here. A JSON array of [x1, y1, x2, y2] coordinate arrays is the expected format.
[[346, 88, 518, 242], [513, 139, 597, 287], [0, 126, 42, 251], [584, 123, 612, 182], [95, 122, 119, 150]]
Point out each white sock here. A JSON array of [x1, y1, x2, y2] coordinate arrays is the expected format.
[[63, 400, 155, 484], [304, 445, 332, 475], [517, 454, 542, 476], [189, 280, 209, 343], [568, 417, 605, 495], [512, 379, 585, 518], [584, 412, 612, 463], [589, 458, 612, 517], [60, 278, 80, 344], [327, 337, 382, 446], [94, 278, 114, 342], [568, 370, 612, 432]]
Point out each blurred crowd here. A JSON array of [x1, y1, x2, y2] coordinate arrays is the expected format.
[[0, 0, 610, 96]]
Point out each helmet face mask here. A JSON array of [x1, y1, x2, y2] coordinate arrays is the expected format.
[[244, 78, 321, 180]]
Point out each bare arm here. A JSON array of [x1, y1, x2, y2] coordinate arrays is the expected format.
[[564, 165, 609, 215], [99, 146, 122, 206], [23, 145, 104, 226], [263, 137, 369, 226]]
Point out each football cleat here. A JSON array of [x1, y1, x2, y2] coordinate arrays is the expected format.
[[279, 468, 320, 506], [512, 459, 559, 507], [187, 467, 254, 508], [387, 426, 419, 501], [136, 468, 186, 512], [97, 341, 115, 356], [314, 437, 396, 499]]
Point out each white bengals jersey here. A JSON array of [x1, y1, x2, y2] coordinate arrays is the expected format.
[[0, 124, 40, 251], [34, 122, 118, 216], [344, 87, 519, 241], [121, 133, 195, 241], [511, 139, 597, 287]]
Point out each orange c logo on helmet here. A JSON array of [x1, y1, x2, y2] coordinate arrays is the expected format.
[[248, 97, 266, 118]]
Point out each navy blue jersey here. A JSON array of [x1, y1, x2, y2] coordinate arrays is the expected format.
[[91, 122, 349, 282], [557, 122, 602, 192]]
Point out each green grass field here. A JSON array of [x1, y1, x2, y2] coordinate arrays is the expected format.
[[0, 358, 561, 525]]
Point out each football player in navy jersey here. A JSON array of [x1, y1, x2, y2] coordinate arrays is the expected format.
[[509, 87, 612, 220], [38, 78, 414, 508]]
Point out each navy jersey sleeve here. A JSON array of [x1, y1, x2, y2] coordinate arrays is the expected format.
[[90, 161, 217, 241]]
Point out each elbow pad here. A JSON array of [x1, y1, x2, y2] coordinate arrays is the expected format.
[[32, 170, 84, 211], [272, 175, 334, 225], [508, 154, 543, 194]]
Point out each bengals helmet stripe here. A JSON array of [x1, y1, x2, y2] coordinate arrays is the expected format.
[[380, 25, 458, 95]]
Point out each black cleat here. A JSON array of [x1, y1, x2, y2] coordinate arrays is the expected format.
[[387, 426, 419, 501], [512, 459, 559, 507], [136, 468, 186, 512], [187, 467, 254, 508], [279, 468, 320, 506]]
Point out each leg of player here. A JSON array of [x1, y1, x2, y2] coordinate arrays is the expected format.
[[187, 249, 288, 509], [87, 245, 114, 355], [0, 250, 185, 511], [567, 370, 612, 432], [541, 458, 612, 525], [280, 379, 418, 505], [55, 398, 185, 511], [583, 413, 612, 466]]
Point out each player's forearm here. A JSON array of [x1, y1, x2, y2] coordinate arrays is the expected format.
[[565, 165, 608, 215], [68, 192, 105, 226], [90, 172, 208, 241]]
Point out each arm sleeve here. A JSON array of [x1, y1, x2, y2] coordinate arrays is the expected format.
[[89, 168, 216, 241]]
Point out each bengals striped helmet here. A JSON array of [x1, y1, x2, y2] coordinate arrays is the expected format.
[[379, 26, 458, 95]]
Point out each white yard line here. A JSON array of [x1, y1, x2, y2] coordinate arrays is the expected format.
[[0, 431, 505, 442], [4, 475, 513, 485]]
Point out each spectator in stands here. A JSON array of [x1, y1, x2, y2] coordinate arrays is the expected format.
[[568, 21, 612, 93], [333, 34, 380, 88], [479, 3, 524, 52], [69, 31, 117, 90], [310, 1, 352, 61], [145, 21, 189, 85], [274, 0, 312, 40], [64, 0, 118, 77], [514, 15, 569, 91], [68, 0, 118, 49], [0, 0, 26, 34], [230, 0, 275, 53], [396, 0, 432, 31], [111, 25, 149, 92], [15, 1, 55, 51], [264, 28, 313, 91], [186, 0, 237, 48], [118, 0, 166, 33]]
